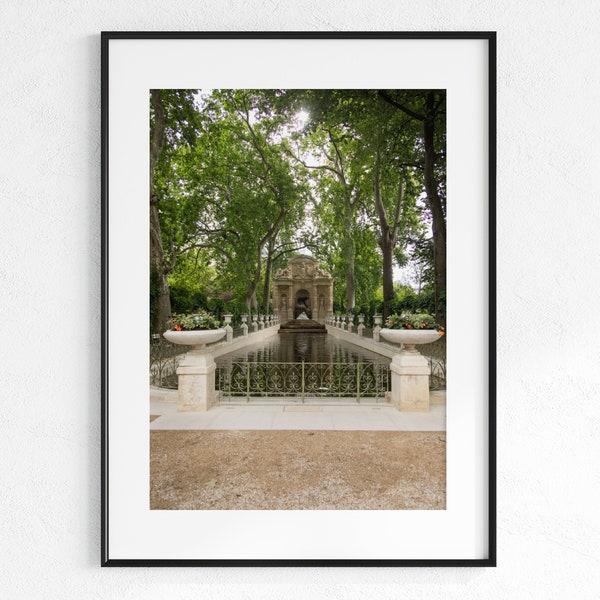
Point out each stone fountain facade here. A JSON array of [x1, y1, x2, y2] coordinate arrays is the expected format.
[[272, 255, 333, 325]]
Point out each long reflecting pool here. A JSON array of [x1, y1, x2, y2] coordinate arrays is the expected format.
[[215, 333, 389, 366]]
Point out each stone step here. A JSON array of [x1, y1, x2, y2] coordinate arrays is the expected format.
[[279, 319, 327, 334]]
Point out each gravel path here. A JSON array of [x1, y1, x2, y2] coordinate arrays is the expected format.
[[151, 430, 445, 510]]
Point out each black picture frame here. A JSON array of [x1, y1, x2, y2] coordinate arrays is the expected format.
[[101, 31, 496, 567]]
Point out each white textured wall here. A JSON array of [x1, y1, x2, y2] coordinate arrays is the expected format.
[[2, 1, 599, 598]]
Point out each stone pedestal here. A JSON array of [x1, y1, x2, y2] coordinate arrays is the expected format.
[[373, 315, 382, 342], [389, 349, 431, 411], [176, 348, 219, 412]]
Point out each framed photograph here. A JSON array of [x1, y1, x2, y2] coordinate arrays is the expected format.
[[102, 32, 496, 566]]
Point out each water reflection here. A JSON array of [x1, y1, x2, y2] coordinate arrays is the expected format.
[[216, 333, 388, 365]]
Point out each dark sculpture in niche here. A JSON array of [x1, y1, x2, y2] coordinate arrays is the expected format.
[[294, 292, 311, 319]]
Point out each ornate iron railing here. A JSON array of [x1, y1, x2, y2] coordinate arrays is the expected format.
[[216, 361, 390, 402], [420, 336, 447, 390], [149, 336, 186, 389], [428, 357, 446, 390]]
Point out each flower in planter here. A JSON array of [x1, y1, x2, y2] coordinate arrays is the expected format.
[[168, 310, 222, 331], [385, 313, 444, 332]]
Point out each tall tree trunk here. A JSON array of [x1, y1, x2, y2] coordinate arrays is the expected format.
[[262, 237, 276, 314], [245, 249, 263, 312], [245, 292, 257, 314], [150, 203, 172, 332], [343, 212, 356, 311], [424, 92, 446, 326], [345, 252, 355, 312], [149, 90, 172, 333], [373, 156, 401, 320], [380, 233, 395, 320]]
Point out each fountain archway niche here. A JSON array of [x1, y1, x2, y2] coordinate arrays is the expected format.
[[294, 289, 312, 319], [272, 255, 333, 325]]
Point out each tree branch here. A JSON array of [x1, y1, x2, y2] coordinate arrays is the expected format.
[[396, 161, 424, 171], [373, 151, 389, 231], [239, 93, 279, 197], [432, 94, 445, 117], [378, 90, 425, 122], [273, 242, 320, 262], [391, 180, 405, 240], [327, 129, 347, 186], [181, 241, 233, 260], [284, 144, 343, 178]]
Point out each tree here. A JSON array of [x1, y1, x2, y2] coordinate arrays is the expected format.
[[290, 90, 428, 318], [149, 89, 201, 333], [170, 90, 307, 313], [289, 123, 369, 310], [378, 90, 446, 324], [283, 90, 386, 312]]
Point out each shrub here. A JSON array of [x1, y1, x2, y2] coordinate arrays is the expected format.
[[168, 310, 221, 331], [385, 312, 443, 331]]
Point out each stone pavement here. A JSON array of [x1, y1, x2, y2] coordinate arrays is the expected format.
[[150, 389, 446, 431]]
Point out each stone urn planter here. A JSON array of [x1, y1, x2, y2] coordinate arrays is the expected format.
[[379, 328, 442, 351], [163, 328, 226, 347]]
